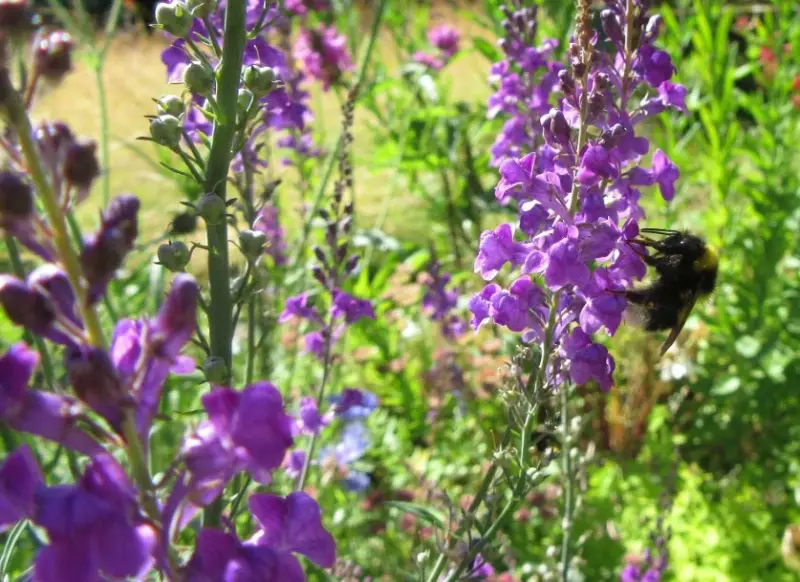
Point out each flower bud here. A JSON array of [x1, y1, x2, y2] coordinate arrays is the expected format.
[[195, 193, 226, 225], [600, 10, 622, 45], [157, 95, 185, 117], [183, 62, 214, 97], [65, 345, 126, 429], [238, 229, 267, 260], [344, 254, 359, 274], [0, 275, 56, 335], [157, 240, 191, 271], [202, 356, 228, 384], [185, 0, 216, 17], [33, 30, 73, 81], [155, 1, 192, 38], [62, 138, 100, 191], [0, 170, 34, 219], [170, 211, 197, 235], [558, 69, 575, 95], [237, 87, 254, 116], [29, 264, 77, 325], [242, 65, 276, 98], [646, 15, 663, 39], [149, 114, 182, 149], [541, 108, 571, 149]]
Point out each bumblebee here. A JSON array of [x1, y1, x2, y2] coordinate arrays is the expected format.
[[624, 228, 719, 356]]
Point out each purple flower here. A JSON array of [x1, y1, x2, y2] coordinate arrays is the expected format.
[[0, 445, 43, 530], [468, 283, 500, 329], [254, 204, 287, 265], [561, 329, 615, 391], [280, 292, 322, 324], [320, 421, 370, 467], [184, 528, 304, 582], [474, 224, 532, 280], [161, 39, 189, 83], [650, 149, 679, 201], [183, 382, 294, 503], [33, 455, 157, 582], [304, 330, 327, 359], [636, 45, 676, 87], [413, 51, 444, 71], [249, 492, 336, 569], [657, 81, 687, 112], [80, 195, 140, 303], [294, 25, 353, 91], [129, 274, 198, 436], [428, 24, 460, 60], [285, 0, 330, 16], [283, 450, 307, 479], [331, 290, 375, 324], [65, 345, 127, 431], [421, 262, 463, 337], [490, 277, 546, 337], [329, 388, 378, 422], [578, 145, 619, 185], [0, 344, 105, 455], [297, 396, 327, 435]]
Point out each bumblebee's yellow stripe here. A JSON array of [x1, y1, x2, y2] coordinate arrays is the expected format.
[[695, 245, 719, 271]]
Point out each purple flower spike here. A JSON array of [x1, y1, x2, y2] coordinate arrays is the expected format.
[[331, 290, 375, 324], [249, 491, 336, 569], [0, 445, 43, 531], [0, 344, 105, 456], [254, 204, 287, 266], [184, 382, 294, 503], [33, 455, 157, 582]]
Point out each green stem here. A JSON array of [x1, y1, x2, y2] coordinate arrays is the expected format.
[[290, 0, 388, 271], [560, 381, 574, 580], [94, 65, 111, 206], [0, 70, 106, 348], [201, 0, 248, 527], [5, 235, 57, 391]]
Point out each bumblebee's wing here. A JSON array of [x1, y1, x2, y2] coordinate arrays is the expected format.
[[659, 290, 698, 357]]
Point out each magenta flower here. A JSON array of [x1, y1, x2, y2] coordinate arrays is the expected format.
[[293, 25, 353, 91], [0, 344, 105, 455], [33, 455, 158, 582], [428, 25, 460, 59], [183, 382, 294, 504], [331, 290, 375, 324]]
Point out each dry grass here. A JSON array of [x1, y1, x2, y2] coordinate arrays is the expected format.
[[27, 7, 492, 248]]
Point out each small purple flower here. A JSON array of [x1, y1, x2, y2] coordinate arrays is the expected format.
[[33, 455, 157, 582], [650, 149, 679, 201], [0, 344, 105, 455], [329, 388, 378, 422], [578, 145, 619, 185], [474, 224, 532, 280], [254, 204, 287, 265], [468, 283, 500, 329], [80, 195, 140, 303], [294, 25, 353, 91], [490, 277, 546, 336], [297, 396, 327, 435], [280, 292, 321, 324], [183, 382, 294, 503], [0, 445, 43, 530], [561, 328, 615, 391], [249, 491, 336, 569], [636, 45, 676, 87], [285, 0, 330, 16], [428, 24, 460, 60], [657, 81, 687, 112], [331, 290, 375, 324], [283, 450, 307, 479], [413, 51, 444, 71], [304, 330, 327, 359]]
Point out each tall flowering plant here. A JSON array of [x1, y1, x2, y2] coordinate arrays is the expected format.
[[428, 0, 688, 578], [0, 0, 395, 578]]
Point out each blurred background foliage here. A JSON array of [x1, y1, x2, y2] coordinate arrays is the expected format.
[[1, 0, 799, 579]]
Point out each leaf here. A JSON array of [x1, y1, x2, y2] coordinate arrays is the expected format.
[[384, 501, 446, 529], [472, 37, 501, 62], [735, 335, 761, 358]]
